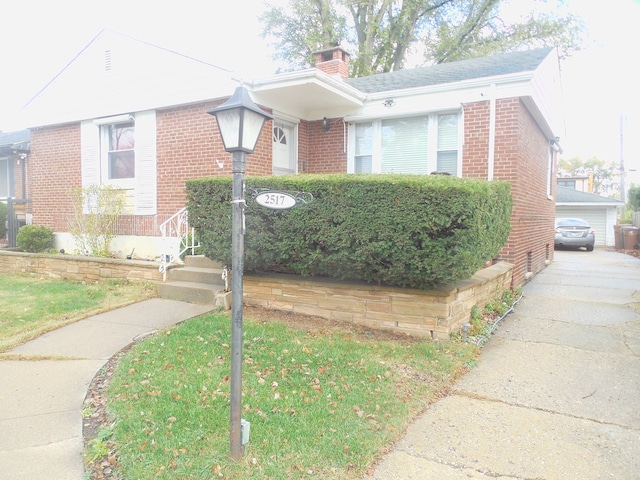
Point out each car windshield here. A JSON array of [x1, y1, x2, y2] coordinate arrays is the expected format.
[[556, 218, 589, 228]]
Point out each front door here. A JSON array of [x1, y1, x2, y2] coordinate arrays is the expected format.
[[272, 122, 296, 176]]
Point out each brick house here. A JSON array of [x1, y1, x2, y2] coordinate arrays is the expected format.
[[21, 30, 563, 287]]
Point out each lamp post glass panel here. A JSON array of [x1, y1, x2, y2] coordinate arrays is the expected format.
[[206, 86, 273, 459]]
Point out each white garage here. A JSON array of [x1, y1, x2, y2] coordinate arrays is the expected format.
[[556, 186, 623, 247]]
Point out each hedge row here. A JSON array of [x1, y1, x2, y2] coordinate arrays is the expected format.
[[186, 174, 512, 289]]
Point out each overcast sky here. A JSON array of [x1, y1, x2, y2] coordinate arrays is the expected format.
[[1, 0, 638, 180]]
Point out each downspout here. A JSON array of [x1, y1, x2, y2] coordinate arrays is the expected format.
[[487, 84, 496, 180]]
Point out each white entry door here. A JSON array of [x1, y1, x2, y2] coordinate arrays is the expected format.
[[272, 122, 296, 176]]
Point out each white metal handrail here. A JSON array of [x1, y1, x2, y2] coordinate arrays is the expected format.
[[159, 207, 199, 280]]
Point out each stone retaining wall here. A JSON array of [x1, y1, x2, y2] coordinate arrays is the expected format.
[[244, 262, 513, 340], [0, 250, 163, 283], [0, 250, 513, 339]]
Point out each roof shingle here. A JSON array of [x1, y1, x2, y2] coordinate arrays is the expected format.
[[345, 47, 554, 94]]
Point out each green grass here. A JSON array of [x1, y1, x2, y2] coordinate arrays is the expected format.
[[0, 273, 157, 353], [105, 313, 477, 479]]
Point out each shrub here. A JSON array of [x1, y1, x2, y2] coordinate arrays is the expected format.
[[16, 225, 55, 253], [0, 201, 6, 239], [68, 185, 125, 257], [186, 174, 512, 289]]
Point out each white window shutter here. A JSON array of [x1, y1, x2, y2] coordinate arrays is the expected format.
[[81, 120, 100, 187], [134, 110, 157, 215]]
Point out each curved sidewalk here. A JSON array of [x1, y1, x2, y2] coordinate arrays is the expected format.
[[0, 298, 213, 480], [373, 248, 640, 479]]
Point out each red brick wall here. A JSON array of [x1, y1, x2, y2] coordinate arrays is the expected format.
[[27, 101, 274, 235], [29, 124, 81, 231], [462, 101, 490, 179], [12, 158, 26, 199], [303, 118, 347, 173], [156, 101, 273, 215], [463, 98, 555, 286]]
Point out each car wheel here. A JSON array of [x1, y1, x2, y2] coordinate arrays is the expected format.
[[586, 244, 594, 252]]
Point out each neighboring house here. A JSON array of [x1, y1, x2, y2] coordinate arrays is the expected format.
[[557, 175, 592, 192], [22, 30, 563, 287], [0, 130, 31, 246], [0, 130, 29, 200], [556, 186, 622, 247]]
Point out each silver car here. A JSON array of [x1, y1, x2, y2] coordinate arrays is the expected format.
[[554, 218, 595, 251]]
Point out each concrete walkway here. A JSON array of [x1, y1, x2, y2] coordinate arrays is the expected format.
[[372, 248, 640, 479], [0, 299, 213, 480]]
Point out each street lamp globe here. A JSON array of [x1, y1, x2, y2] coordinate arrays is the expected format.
[[207, 85, 273, 153]]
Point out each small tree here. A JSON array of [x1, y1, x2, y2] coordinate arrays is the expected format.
[[627, 184, 640, 212], [69, 185, 125, 257]]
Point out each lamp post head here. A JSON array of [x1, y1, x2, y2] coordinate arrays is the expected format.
[[207, 85, 273, 154]]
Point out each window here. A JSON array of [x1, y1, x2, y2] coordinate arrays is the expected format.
[[106, 122, 135, 179], [437, 114, 458, 175], [81, 111, 157, 215], [547, 147, 555, 197], [349, 112, 460, 175], [381, 117, 428, 174], [354, 123, 373, 173], [557, 180, 575, 189]]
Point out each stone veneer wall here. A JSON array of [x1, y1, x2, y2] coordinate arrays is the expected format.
[[0, 250, 163, 283], [0, 250, 513, 339], [244, 262, 513, 340]]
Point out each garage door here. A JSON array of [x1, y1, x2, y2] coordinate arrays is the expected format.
[[555, 207, 607, 246]]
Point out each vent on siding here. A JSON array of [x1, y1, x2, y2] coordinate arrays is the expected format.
[[104, 50, 112, 71]]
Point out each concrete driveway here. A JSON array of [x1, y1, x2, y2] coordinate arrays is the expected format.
[[372, 248, 640, 479]]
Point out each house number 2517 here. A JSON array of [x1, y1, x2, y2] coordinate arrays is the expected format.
[[254, 191, 298, 210]]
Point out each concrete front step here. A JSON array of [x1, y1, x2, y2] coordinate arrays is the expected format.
[[158, 280, 222, 305], [158, 256, 228, 306], [184, 255, 226, 270], [169, 266, 226, 285]]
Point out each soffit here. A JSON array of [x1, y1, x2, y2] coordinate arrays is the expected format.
[[249, 70, 365, 121]]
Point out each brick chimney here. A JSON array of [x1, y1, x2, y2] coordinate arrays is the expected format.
[[313, 47, 350, 80]]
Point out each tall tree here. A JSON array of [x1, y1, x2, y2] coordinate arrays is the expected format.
[[557, 157, 620, 198], [260, 0, 586, 77], [260, 0, 347, 72]]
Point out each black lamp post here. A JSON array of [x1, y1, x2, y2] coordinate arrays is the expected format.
[[206, 85, 273, 459]]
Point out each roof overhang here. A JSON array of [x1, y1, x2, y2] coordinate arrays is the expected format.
[[249, 69, 365, 121], [556, 201, 623, 207]]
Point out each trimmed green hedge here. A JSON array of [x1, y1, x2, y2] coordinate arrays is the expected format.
[[186, 174, 512, 289]]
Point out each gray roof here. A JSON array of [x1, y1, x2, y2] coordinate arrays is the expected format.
[[0, 130, 30, 155], [345, 48, 554, 94], [556, 186, 623, 205]]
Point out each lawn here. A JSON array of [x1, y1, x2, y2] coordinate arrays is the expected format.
[[85, 307, 479, 479], [0, 273, 157, 354], [0, 271, 482, 479]]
